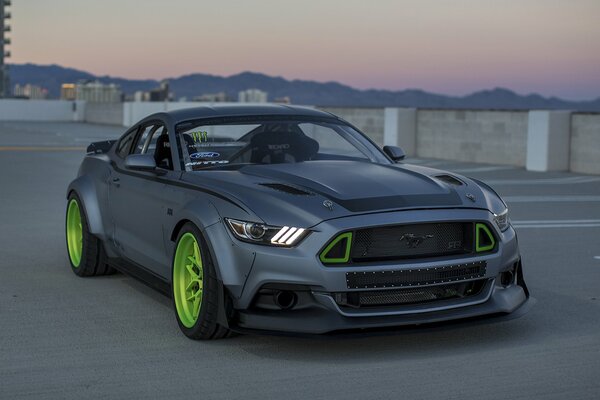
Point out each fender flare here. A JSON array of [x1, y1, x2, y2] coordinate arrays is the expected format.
[[67, 176, 108, 242]]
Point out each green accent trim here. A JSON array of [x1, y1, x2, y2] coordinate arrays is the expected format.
[[319, 232, 353, 264], [173, 233, 204, 328], [66, 199, 83, 268], [476, 223, 496, 252]]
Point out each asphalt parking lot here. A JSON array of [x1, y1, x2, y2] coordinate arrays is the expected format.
[[1, 121, 599, 399]]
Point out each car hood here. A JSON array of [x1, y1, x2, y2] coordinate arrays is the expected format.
[[181, 160, 493, 227]]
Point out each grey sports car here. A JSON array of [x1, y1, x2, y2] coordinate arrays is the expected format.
[[65, 104, 529, 339]]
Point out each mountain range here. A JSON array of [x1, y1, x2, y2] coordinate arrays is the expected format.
[[8, 63, 600, 111]]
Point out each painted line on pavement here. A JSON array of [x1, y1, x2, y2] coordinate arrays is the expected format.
[[451, 166, 516, 173], [504, 195, 600, 203], [0, 146, 86, 152], [513, 223, 600, 229], [511, 219, 600, 229], [486, 176, 600, 185]]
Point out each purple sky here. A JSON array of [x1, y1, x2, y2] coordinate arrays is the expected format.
[[9, 0, 600, 100]]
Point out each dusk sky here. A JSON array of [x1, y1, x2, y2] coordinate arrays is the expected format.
[[10, 0, 600, 100]]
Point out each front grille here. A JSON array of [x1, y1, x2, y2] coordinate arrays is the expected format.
[[335, 279, 487, 308], [346, 261, 487, 289], [351, 222, 472, 262]]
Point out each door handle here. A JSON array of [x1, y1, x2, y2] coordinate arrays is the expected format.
[[112, 177, 120, 187]]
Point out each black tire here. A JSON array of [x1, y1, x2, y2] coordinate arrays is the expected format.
[[172, 223, 233, 340], [66, 192, 115, 277]]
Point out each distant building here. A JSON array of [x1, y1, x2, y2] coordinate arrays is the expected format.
[[193, 92, 230, 102], [61, 81, 122, 103], [0, 0, 12, 98], [274, 96, 291, 104], [61, 83, 76, 100], [13, 83, 48, 99], [238, 89, 268, 103], [133, 80, 171, 102]]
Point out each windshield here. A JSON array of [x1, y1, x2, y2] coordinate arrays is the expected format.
[[176, 117, 388, 171]]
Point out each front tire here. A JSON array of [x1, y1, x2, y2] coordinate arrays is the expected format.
[[65, 193, 114, 277], [172, 223, 233, 340]]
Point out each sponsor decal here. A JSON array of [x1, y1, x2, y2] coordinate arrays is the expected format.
[[190, 152, 220, 159], [185, 160, 229, 166], [190, 131, 209, 143]]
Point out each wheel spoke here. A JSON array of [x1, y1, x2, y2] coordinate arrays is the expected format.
[[193, 242, 201, 267], [185, 263, 198, 279]]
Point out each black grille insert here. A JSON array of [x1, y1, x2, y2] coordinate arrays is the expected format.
[[351, 222, 472, 262], [346, 261, 486, 289], [335, 279, 487, 308]]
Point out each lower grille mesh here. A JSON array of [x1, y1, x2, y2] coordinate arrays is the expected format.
[[335, 279, 487, 308], [346, 261, 487, 289]]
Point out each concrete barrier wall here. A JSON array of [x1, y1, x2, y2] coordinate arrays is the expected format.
[[0, 99, 85, 121], [416, 110, 528, 166], [2, 99, 599, 174], [84, 102, 124, 125], [123, 101, 243, 127], [570, 114, 600, 174], [318, 107, 385, 146]]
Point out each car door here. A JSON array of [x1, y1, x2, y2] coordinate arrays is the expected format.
[[108, 121, 178, 277]]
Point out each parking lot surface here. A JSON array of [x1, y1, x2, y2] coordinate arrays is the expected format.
[[1, 122, 599, 399]]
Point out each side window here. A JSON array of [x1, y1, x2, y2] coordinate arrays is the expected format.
[[133, 125, 156, 155], [131, 124, 173, 170], [116, 127, 138, 158]]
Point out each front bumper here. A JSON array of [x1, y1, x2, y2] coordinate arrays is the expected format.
[[206, 208, 529, 334]]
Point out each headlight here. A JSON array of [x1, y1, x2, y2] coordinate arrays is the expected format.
[[493, 208, 510, 232], [225, 218, 308, 247]]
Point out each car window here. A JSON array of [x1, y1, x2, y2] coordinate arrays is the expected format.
[[133, 125, 157, 155], [298, 123, 369, 160], [176, 118, 387, 171], [116, 127, 138, 158]]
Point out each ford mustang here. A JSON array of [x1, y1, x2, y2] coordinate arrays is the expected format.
[[65, 105, 529, 339]]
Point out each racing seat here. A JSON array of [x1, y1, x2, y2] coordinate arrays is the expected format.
[[154, 134, 172, 169], [249, 130, 319, 164]]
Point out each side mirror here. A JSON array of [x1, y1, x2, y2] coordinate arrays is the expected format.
[[383, 145, 405, 162], [125, 154, 158, 172]]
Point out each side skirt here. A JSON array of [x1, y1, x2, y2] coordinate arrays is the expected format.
[[107, 257, 171, 296]]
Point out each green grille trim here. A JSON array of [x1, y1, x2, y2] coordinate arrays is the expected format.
[[475, 223, 496, 252], [320, 232, 353, 264]]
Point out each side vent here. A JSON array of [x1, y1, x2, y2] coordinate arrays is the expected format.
[[434, 174, 464, 186], [320, 232, 353, 264], [259, 183, 313, 196]]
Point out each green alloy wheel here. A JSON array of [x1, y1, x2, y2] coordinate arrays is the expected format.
[[171, 224, 234, 340], [173, 233, 204, 328], [66, 199, 83, 268], [65, 193, 115, 277]]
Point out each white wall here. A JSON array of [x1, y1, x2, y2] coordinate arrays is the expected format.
[[0, 99, 85, 121]]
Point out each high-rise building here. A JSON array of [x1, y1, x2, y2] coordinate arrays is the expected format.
[[14, 83, 48, 99], [61, 81, 122, 103], [0, 0, 11, 98], [238, 89, 268, 103]]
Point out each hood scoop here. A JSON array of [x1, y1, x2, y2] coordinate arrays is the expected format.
[[259, 183, 314, 196], [434, 174, 464, 186]]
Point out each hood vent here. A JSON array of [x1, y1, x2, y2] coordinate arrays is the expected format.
[[259, 183, 314, 196], [434, 174, 464, 186]]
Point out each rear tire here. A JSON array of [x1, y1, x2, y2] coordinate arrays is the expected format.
[[65, 192, 115, 277], [172, 223, 233, 340]]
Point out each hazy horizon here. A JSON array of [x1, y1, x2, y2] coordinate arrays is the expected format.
[[9, 0, 600, 101]]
